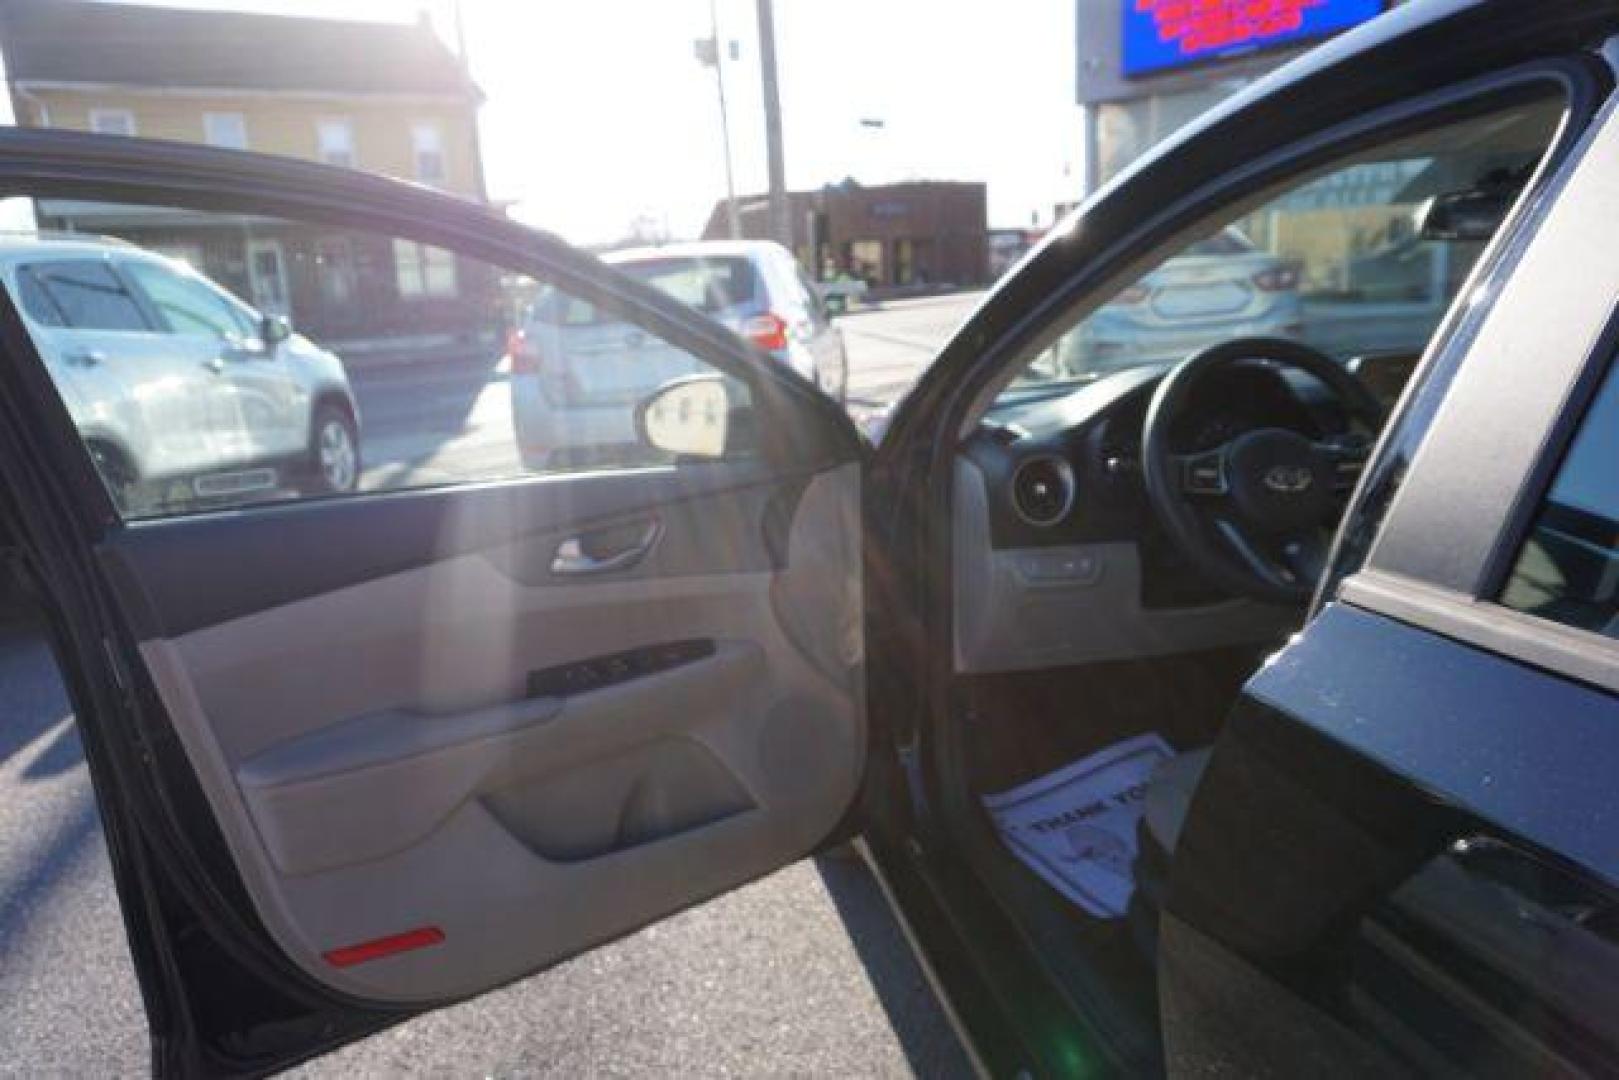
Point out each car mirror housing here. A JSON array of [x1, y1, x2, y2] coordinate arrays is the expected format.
[[635, 375, 733, 460], [259, 313, 292, 351]]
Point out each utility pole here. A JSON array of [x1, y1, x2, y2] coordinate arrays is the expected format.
[[446, 0, 489, 205], [755, 0, 790, 251], [695, 0, 741, 239]]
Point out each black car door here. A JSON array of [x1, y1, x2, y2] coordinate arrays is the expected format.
[[0, 131, 869, 1076], [1163, 92, 1619, 1076]]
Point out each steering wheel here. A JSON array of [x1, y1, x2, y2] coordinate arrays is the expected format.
[[1141, 338, 1386, 605]]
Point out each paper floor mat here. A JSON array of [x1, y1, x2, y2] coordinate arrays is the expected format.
[[981, 732, 1173, 919]]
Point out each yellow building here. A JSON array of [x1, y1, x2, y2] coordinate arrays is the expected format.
[[0, 0, 494, 353]]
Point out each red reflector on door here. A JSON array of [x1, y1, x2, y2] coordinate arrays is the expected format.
[[323, 926, 445, 968]]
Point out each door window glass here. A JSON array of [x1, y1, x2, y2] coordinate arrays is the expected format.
[[1000, 96, 1565, 402], [11, 203, 752, 520], [26, 260, 149, 331], [1500, 360, 1619, 638], [125, 260, 254, 339], [15, 268, 66, 326]]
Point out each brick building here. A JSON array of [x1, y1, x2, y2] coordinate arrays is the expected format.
[[704, 180, 988, 292]]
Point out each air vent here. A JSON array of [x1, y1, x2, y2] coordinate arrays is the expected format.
[[1010, 455, 1076, 527]]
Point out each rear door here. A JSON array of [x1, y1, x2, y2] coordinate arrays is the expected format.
[[0, 132, 868, 1075], [19, 255, 223, 481], [119, 255, 308, 465], [1163, 95, 1619, 1076]]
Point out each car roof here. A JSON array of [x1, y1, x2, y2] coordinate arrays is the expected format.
[[603, 240, 791, 266], [0, 231, 148, 265]]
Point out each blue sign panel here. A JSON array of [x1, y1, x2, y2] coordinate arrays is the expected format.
[[1121, 0, 1385, 78]]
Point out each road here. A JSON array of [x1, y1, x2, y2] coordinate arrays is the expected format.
[[841, 292, 984, 418], [0, 293, 981, 1077]]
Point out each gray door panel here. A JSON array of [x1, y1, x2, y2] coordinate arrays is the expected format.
[[127, 462, 864, 1003]]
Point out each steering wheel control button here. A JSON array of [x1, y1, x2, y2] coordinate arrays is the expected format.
[[1015, 548, 1103, 588], [1010, 455, 1077, 527], [1181, 453, 1228, 495]]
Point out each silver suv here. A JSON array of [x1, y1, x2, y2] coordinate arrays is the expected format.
[[510, 240, 847, 471], [2, 236, 360, 509]]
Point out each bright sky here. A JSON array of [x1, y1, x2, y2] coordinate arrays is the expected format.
[[129, 0, 1083, 245]]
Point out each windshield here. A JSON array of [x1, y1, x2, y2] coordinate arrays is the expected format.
[[615, 256, 759, 315], [1001, 96, 1565, 401]]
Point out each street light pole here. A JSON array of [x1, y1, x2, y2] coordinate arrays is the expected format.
[[700, 0, 741, 240], [755, 0, 790, 251]]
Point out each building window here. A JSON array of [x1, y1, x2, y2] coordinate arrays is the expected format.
[[316, 236, 357, 305], [393, 239, 458, 298], [412, 123, 447, 186], [317, 118, 355, 168], [88, 109, 135, 137], [847, 239, 884, 285], [203, 112, 248, 150]]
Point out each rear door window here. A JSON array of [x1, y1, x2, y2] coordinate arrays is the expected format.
[[15, 268, 66, 326], [1500, 359, 1619, 637], [27, 260, 150, 331]]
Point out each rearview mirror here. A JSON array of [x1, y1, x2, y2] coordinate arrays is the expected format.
[[260, 314, 292, 351], [1415, 189, 1512, 243], [635, 375, 731, 459], [1347, 350, 1420, 408]]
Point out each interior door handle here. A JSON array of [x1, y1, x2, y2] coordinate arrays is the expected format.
[[550, 519, 661, 575]]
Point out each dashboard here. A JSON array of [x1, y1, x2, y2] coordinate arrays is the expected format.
[[953, 360, 1357, 674]]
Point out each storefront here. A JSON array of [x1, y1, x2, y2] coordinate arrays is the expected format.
[[705, 180, 989, 292]]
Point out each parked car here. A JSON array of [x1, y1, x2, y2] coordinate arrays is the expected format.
[[510, 240, 847, 470], [0, 235, 359, 509], [1046, 226, 1304, 377], [815, 270, 869, 313], [5, 3, 1619, 1076]]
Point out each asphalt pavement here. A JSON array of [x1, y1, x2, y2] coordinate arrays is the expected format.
[[840, 292, 986, 417], [0, 292, 983, 1077]]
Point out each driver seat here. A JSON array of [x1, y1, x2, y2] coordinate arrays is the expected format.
[[1129, 747, 1214, 958]]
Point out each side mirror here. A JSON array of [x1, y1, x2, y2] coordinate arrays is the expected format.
[[260, 314, 292, 351], [635, 375, 732, 459]]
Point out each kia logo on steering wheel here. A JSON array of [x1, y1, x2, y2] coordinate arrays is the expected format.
[[1262, 464, 1314, 494]]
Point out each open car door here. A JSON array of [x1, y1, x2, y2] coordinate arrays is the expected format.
[[1159, 97, 1619, 1076], [0, 131, 869, 1075]]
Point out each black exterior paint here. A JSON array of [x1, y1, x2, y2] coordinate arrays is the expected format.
[[1165, 603, 1619, 1074]]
